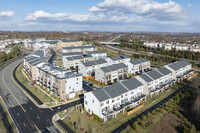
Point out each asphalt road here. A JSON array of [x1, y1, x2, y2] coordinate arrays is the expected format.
[[48, 50, 56, 64], [0, 51, 83, 133], [103, 44, 149, 55]]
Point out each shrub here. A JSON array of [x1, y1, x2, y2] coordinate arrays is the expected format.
[[147, 112, 151, 118], [133, 122, 139, 131], [142, 115, 147, 121]]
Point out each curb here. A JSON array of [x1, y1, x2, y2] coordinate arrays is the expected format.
[[52, 115, 64, 133], [0, 96, 19, 133]]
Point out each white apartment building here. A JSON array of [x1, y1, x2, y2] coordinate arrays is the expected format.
[[84, 78, 145, 122], [106, 55, 131, 64], [125, 58, 150, 74], [84, 60, 193, 121], [78, 58, 108, 77], [62, 51, 107, 69], [95, 63, 128, 84], [63, 54, 94, 69], [62, 45, 97, 53]]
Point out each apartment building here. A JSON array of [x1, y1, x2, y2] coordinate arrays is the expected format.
[[84, 60, 193, 121], [62, 45, 97, 53], [165, 60, 192, 81], [95, 63, 128, 84], [24, 56, 48, 80], [106, 55, 131, 64], [29, 50, 45, 58], [125, 58, 150, 74], [87, 51, 107, 59], [63, 54, 94, 69], [37, 64, 83, 100], [78, 58, 108, 77], [84, 78, 145, 122], [62, 51, 107, 69]]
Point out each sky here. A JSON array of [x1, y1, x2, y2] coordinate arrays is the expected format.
[[0, 0, 200, 32]]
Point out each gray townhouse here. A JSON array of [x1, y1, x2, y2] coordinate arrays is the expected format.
[[62, 45, 97, 53], [78, 58, 108, 77], [106, 55, 131, 64], [84, 60, 194, 122], [63, 54, 94, 69], [95, 63, 128, 84], [125, 58, 151, 74], [84, 77, 145, 122]]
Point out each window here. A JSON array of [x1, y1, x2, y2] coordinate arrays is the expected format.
[[101, 103, 104, 106], [65, 81, 67, 83], [125, 94, 127, 97], [117, 97, 120, 100], [121, 95, 123, 98], [92, 100, 94, 103], [76, 82, 78, 84], [69, 86, 71, 89], [112, 99, 115, 103], [106, 100, 109, 104], [85, 101, 87, 105], [77, 78, 78, 81]]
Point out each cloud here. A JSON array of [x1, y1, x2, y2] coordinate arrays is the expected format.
[[0, 11, 14, 20], [25, 10, 134, 24], [188, 3, 192, 7], [89, 0, 187, 20]]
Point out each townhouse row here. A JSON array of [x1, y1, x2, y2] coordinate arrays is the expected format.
[[62, 51, 107, 69], [61, 44, 97, 53], [24, 53, 83, 101], [84, 60, 193, 122], [78, 56, 150, 84]]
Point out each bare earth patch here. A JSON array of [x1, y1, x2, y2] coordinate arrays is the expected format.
[[153, 112, 183, 133]]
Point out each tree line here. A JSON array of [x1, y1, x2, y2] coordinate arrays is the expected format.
[[119, 43, 200, 61], [0, 46, 21, 64]]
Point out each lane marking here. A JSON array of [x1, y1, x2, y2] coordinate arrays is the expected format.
[[2, 67, 26, 113], [17, 113, 20, 116], [34, 124, 41, 133], [37, 115, 40, 119], [30, 107, 32, 110], [23, 123, 26, 127]]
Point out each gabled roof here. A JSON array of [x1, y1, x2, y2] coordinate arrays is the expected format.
[[100, 67, 111, 73], [82, 61, 96, 67], [94, 58, 107, 65], [156, 67, 172, 76], [107, 65, 118, 71], [139, 73, 153, 83], [146, 70, 163, 80], [121, 78, 143, 91], [62, 52, 82, 57], [129, 58, 149, 65], [103, 83, 128, 98], [92, 89, 110, 102], [87, 51, 107, 54], [110, 55, 130, 61]]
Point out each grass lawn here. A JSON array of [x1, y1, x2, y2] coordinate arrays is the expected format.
[[57, 60, 63, 67], [59, 82, 180, 133], [0, 98, 17, 133], [15, 63, 52, 104]]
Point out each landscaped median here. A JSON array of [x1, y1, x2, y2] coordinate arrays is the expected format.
[[54, 81, 187, 133]]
